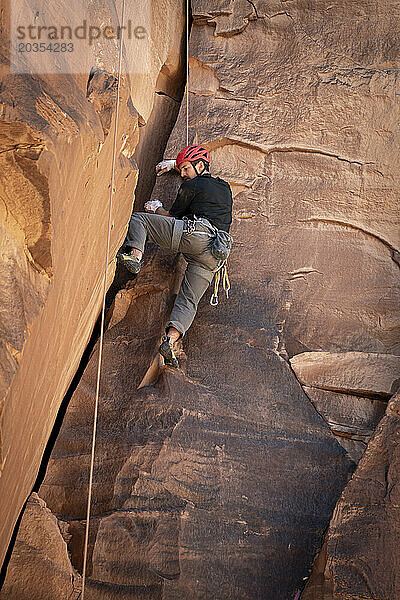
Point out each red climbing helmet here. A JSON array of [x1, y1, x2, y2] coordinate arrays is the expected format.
[[176, 145, 210, 168]]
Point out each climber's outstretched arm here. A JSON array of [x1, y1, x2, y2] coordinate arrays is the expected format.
[[155, 159, 177, 176]]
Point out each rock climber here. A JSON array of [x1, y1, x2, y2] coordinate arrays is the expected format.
[[117, 145, 233, 368]]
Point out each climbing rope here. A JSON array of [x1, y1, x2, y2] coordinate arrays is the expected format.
[[80, 0, 126, 597]]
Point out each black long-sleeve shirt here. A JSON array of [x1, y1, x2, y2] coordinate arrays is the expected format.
[[169, 173, 233, 232]]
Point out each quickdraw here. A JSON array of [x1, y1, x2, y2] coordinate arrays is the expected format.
[[210, 260, 230, 306]]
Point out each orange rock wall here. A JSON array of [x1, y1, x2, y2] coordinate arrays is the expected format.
[[1, 0, 400, 598], [0, 0, 185, 566]]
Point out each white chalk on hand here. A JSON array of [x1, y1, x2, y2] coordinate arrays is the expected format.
[[155, 159, 176, 176], [144, 200, 163, 213]]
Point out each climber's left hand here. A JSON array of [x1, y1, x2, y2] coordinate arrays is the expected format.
[[144, 200, 163, 213]]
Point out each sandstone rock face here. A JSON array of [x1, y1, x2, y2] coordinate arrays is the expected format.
[[0, 0, 185, 567], [184, 0, 400, 360], [302, 386, 387, 463], [0, 493, 82, 600], [290, 351, 399, 461], [302, 388, 400, 600], [100, 0, 398, 595], [290, 351, 400, 398], [1, 0, 399, 599], [27, 249, 351, 600]]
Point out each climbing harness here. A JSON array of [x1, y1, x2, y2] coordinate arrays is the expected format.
[[210, 260, 230, 306], [193, 217, 232, 306], [180, 216, 232, 306], [80, 1, 126, 598]]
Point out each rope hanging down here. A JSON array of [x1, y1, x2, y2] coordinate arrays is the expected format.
[[80, 0, 126, 597]]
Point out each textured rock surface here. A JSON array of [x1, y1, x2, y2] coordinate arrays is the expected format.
[[94, 0, 399, 595], [184, 0, 400, 360], [31, 250, 352, 600], [1, 0, 400, 599], [290, 351, 399, 461], [290, 351, 400, 398], [0, 0, 185, 566], [152, 0, 400, 466], [303, 386, 387, 463], [302, 388, 400, 600], [0, 493, 82, 600]]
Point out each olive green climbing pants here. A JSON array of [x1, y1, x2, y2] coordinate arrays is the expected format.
[[126, 212, 221, 336]]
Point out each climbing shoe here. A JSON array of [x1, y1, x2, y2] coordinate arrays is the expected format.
[[158, 336, 179, 368], [117, 250, 143, 274]]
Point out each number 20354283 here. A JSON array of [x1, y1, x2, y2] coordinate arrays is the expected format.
[[17, 42, 74, 53]]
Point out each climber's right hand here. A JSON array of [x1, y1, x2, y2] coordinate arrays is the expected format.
[[156, 159, 176, 176]]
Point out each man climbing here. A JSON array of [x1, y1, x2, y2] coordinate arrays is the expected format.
[[117, 145, 233, 368]]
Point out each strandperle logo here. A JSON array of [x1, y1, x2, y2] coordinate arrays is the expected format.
[[11, 0, 151, 74], [15, 20, 147, 46]]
